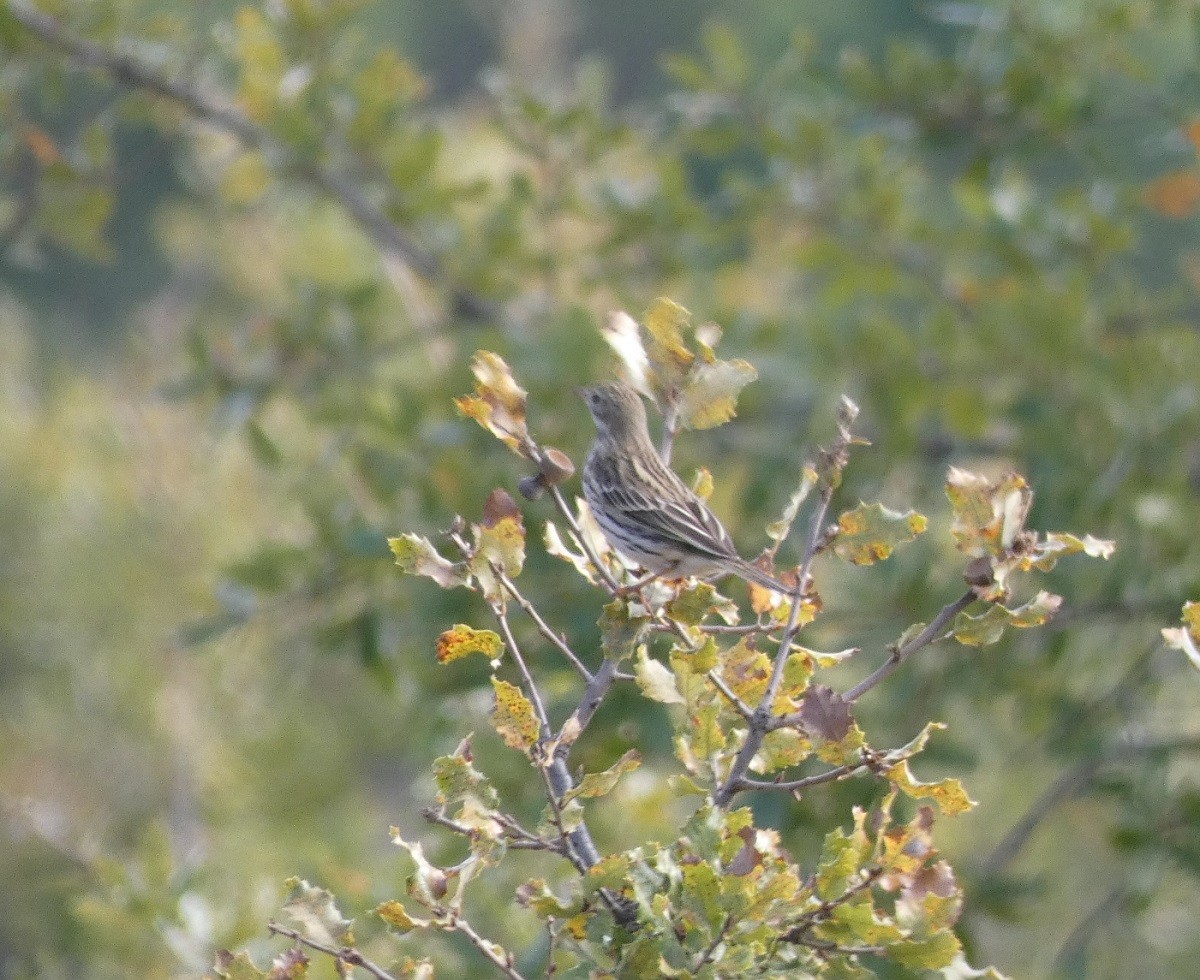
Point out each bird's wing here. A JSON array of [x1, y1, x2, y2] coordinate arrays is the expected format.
[[592, 457, 738, 560]]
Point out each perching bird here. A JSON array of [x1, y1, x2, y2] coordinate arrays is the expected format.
[[580, 381, 790, 593]]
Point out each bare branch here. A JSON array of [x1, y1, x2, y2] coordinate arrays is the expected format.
[[489, 588, 551, 733], [983, 734, 1200, 875], [6, 0, 495, 322], [735, 762, 862, 794], [498, 568, 592, 681], [843, 591, 975, 702], [267, 922, 397, 980], [421, 807, 565, 854], [448, 915, 530, 980], [707, 669, 754, 720]]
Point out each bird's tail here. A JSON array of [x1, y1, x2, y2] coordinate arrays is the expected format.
[[734, 558, 795, 596]]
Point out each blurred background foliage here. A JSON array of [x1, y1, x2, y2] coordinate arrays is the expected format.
[[2, 0, 1200, 976]]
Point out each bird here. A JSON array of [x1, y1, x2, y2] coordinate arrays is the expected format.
[[579, 381, 791, 594]]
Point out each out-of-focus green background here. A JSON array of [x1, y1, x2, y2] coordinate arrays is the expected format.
[[3, 0, 1200, 976]]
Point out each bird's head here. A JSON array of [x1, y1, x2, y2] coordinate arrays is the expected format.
[[579, 381, 650, 442]]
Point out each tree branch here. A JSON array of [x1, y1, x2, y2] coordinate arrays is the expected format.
[[734, 762, 862, 794], [6, 0, 496, 322], [843, 591, 976, 703], [267, 922, 397, 980]]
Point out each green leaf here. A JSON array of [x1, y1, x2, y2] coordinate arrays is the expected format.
[[376, 899, 428, 933], [953, 591, 1063, 647], [599, 600, 649, 661], [888, 930, 961, 969], [566, 748, 642, 801], [832, 501, 927, 565], [432, 738, 499, 810], [885, 760, 975, 816], [389, 534, 469, 589]]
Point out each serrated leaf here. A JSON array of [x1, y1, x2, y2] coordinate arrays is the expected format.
[[666, 581, 732, 626], [636, 647, 685, 704], [490, 677, 541, 751], [566, 749, 642, 801], [376, 899, 428, 933], [885, 760, 975, 815], [454, 351, 530, 456], [953, 591, 1062, 646], [389, 534, 468, 588], [946, 469, 1032, 558], [678, 358, 758, 430], [280, 879, 354, 947], [436, 625, 503, 664], [600, 600, 649, 661], [433, 739, 499, 809], [643, 296, 695, 391], [888, 930, 962, 969], [719, 638, 772, 704], [833, 502, 927, 565]]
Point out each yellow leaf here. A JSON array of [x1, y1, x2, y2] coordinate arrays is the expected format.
[[455, 351, 530, 456], [490, 677, 541, 751], [885, 760, 975, 816], [643, 296, 695, 391], [436, 625, 503, 664]]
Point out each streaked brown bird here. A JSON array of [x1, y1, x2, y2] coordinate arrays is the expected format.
[[580, 381, 790, 593]]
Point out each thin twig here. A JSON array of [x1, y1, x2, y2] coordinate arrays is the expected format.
[[498, 568, 592, 681], [6, 0, 494, 322], [490, 590, 551, 732], [448, 914, 529, 980], [843, 591, 975, 702], [693, 914, 733, 972], [735, 762, 861, 794], [707, 670, 754, 720], [422, 808, 564, 854], [714, 439, 844, 808], [982, 734, 1200, 875], [544, 482, 622, 593], [1050, 884, 1129, 976], [267, 922, 397, 980], [558, 656, 621, 743]]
